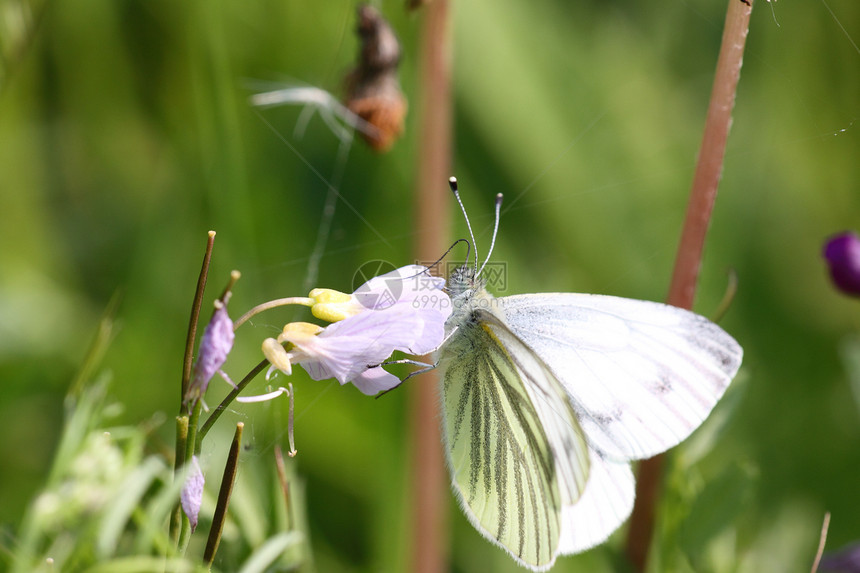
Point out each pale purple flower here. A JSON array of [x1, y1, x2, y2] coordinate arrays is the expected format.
[[349, 264, 451, 357], [263, 265, 451, 395], [821, 543, 860, 572], [823, 232, 860, 297], [180, 456, 204, 532], [185, 301, 234, 407]]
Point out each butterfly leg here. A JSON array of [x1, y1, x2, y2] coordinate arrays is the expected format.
[[380, 358, 436, 369], [373, 359, 438, 398]]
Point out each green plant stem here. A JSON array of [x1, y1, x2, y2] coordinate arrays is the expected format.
[[197, 358, 269, 442], [219, 270, 241, 303], [176, 403, 201, 553], [232, 297, 315, 330], [170, 415, 190, 545], [204, 422, 244, 567], [274, 445, 292, 532], [177, 509, 193, 556], [625, 0, 753, 570], [186, 401, 203, 458], [181, 231, 216, 403]]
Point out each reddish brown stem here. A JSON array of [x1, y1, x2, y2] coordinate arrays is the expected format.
[[410, 1, 452, 572], [666, 0, 753, 310], [625, 0, 752, 570]]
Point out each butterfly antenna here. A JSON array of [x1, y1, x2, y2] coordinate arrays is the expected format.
[[477, 193, 503, 277], [449, 177, 479, 271], [421, 238, 471, 277]]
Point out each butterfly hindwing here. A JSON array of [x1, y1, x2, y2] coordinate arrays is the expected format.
[[497, 293, 743, 461], [438, 306, 590, 570], [558, 447, 635, 554]]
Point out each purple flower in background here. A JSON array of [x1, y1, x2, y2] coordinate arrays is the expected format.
[[824, 232, 860, 297], [185, 301, 234, 408], [180, 456, 204, 532], [820, 542, 860, 572], [263, 265, 451, 395]]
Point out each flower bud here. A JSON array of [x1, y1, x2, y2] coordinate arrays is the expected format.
[[185, 301, 234, 407], [181, 456, 204, 532], [823, 232, 860, 297]]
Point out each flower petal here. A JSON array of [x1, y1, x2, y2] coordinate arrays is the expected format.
[[351, 366, 402, 395], [405, 307, 449, 355], [353, 265, 446, 310], [293, 307, 423, 384]]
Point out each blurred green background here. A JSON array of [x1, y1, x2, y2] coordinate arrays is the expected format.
[[1, 0, 858, 571]]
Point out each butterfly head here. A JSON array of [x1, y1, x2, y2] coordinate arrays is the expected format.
[[442, 178, 503, 328], [444, 264, 499, 334], [447, 264, 483, 299]]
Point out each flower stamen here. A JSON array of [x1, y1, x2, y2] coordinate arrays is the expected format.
[[233, 297, 316, 329]]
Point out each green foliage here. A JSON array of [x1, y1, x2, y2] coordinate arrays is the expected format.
[[1, 0, 858, 571], [6, 352, 308, 571], [9, 378, 193, 572]]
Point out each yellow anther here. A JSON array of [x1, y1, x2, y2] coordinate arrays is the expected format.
[[262, 338, 292, 376], [309, 288, 352, 304], [277, 322, 324, 343], [308, 288, 362, 322]]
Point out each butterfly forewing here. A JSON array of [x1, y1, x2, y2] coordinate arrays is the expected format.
[[498, 294, 743, 461], [439, 306, 590, 570]]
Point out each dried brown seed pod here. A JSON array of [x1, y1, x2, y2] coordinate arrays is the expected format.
[[344, 4, 407, 152], [406, 0, 431, 11]]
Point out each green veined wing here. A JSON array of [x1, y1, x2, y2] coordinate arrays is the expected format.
[[438, 307, 590, 571]]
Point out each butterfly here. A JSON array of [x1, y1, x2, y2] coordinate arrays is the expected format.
[[434, 178, 743, 570]]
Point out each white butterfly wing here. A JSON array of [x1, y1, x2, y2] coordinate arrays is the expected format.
[[497, 294, 743, 461], [438, 307, 591, 571], [499, 314, 637, 556], [479, 310, 594, 509], [557, 448, 635, 554]]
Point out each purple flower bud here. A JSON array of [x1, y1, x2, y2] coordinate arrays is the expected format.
[[181, 456, 204, 532], [185, 302, 234, 407], [824, 232, 860, 297]]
